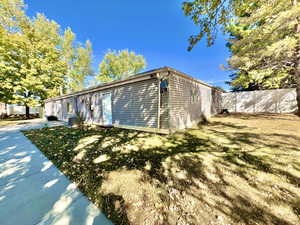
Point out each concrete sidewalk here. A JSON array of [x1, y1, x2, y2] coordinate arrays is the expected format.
[[0, 120, 113, 225]]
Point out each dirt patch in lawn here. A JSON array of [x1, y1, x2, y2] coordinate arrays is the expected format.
[[23, 113, 300, 225]]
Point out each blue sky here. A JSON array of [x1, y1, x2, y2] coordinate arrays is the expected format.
[[26, 0, 231, 90]]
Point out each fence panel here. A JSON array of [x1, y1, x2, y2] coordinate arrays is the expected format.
[[222, 88, 297, 113]]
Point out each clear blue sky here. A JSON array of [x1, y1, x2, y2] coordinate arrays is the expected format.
[[26, 0, 231, 90]]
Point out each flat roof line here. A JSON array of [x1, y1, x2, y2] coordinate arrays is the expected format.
[[45, 66, 221, 102]]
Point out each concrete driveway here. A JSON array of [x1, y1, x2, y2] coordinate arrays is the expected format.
[[0, 119, 113, 225]]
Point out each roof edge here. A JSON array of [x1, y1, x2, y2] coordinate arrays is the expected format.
[[164, 67, 224, 92], [45, 68, 167, 102], [45, 66, 223, 102]]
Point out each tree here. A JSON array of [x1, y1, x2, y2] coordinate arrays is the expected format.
[[73, 40, 93, 91], [0, 0, 26, 31], [0, 0, 94, 117], [226, 72, 297, 91], [225, 22, 297, 91], [96, 49, 146, 82], [183, 0, 300, 115], [62, 28, 93, 93], [0, 1, 67, 118], [0, 13, 66, 118]]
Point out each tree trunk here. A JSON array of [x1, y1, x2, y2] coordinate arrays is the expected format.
[[293, 0, 300, 116], [296, 65, 300, 116], [295, 40, 300, 117], [25, 105, 30, 119]]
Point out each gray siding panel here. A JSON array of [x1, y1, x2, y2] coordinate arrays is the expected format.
[[45, 101, 53, 116], [112, 79, 158, 128], [44, 71, 222, 131], [77, 93, 94, 123], [45, 78, 159, 128], [91, 92, 103, 124], [44, 68, 222, 131], [55, 100, 63, 121], [211, 88, 223, 115], [61, 97, 75, 121], [46, 97, 77, 122], [160, 87, 169, 129], [169, 73, 214, 130]]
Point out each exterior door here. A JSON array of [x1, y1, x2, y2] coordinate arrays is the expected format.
[[102, 92, 112, 125]]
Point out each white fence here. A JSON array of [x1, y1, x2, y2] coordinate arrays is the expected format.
[[222, 88, 297, 113], [0, 104, 41, 115]]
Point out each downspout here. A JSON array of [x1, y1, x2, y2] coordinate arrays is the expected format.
[[157, 73, 161, 129]]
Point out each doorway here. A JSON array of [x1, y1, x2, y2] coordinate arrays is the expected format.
[[102, 92, 112, 125]]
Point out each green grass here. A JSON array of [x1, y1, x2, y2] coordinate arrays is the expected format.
[[23, 114, 300, 225]]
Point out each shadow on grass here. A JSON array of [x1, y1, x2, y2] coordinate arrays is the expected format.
[[101, 193, 130, 225], [23, 120, 300, 225], [215, 112, 299, 121]]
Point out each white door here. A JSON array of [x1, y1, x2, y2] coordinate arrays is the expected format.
[[102, 93, 112, 125]]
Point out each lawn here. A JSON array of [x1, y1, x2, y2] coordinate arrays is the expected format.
[[23, 114, 300, 225]]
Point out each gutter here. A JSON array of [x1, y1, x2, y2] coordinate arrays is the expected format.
[[45, 70, 162, 102]]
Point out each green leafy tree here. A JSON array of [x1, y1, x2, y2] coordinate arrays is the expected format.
[[96, 49, 146, 82], [0, 0, 94, 117], [225, 15, 297, 91], [74, 40, 93, 90], [0, 0, 26, 31], [0, 12, 66, 117], [183, 0, 300, 115], [0, 1, 67, 118], [62, 28, 93, 93]]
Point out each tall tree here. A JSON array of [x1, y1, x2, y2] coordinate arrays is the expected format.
[[0, 0, 26, 31], [0, 0, 94, 117], [62, 28, 93, 93], [0, 13, 66, 118], [183, 0, 300, 115], [225, 23, 297, 91], [96, 49, 146, 82], [73, 40, 93, 91]]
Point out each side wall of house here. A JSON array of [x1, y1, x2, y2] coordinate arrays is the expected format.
[[168, 73, 217, 130], [222, 88, 297, 113], [45, 97, 76, 121], [159, 83, 169, 129], [45, 101, 54, 117], [112, 78, 159, 128], [211, 88, 223, 115], [45, 99, 62, 120], [45, 78, 159, 128]]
